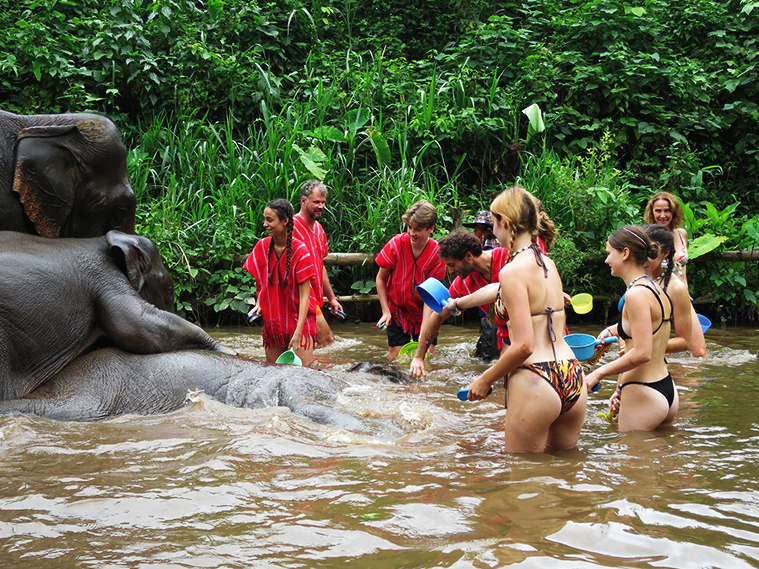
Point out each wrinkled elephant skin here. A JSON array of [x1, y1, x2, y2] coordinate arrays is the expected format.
[[0, 231, 234, 400], [0, 110, 135, 238], [0, 348, 366, 430]]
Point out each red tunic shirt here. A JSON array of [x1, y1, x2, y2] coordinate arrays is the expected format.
[[448, 246, 511, 346], [292, 215, 329, 307], [243, 237, 317, 349], [375, 233, 446, 335]]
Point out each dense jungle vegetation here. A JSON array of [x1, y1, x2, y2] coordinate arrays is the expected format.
[[1, 0, 758, 325]]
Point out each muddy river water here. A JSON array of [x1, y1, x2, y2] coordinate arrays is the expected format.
[[1, 322, 757, 568]]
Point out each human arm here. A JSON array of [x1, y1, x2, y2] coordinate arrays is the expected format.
[[322, 265, 344, 317], [376, 267, 392, 328], [442, 282, 499, 313], [666, 275, 692, 354], [676, 228, 689, 286], [584, 288, 653, 390], [409, 308, 448, 379], [289, 279, 311, 349], [465, 269, 533, 400]]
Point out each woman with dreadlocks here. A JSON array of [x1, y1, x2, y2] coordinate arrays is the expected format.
[[243, 199, 317, 365]]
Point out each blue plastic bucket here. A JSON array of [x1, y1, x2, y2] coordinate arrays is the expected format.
[[697, 314, 712, 333], [416, 278, 451, 313], [565, 333, 617, 361]]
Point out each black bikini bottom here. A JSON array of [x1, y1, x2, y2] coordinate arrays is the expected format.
[[619, 374, 675, 408]]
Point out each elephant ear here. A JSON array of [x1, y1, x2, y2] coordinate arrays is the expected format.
[[12, 125, 82, 238], [106, 230, 149, 292]]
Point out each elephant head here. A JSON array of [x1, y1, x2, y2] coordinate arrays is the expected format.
[[11, 114, 136, 238], [105, 231, 176, 313]]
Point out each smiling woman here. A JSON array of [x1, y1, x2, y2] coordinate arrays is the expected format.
[[644, 191, 689, 286], [242, 199, 317, 365]]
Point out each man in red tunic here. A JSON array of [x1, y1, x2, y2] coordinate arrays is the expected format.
[[375, 199, 446, 361], [409, 229, 510, 379], [293, 180, 344, 347]]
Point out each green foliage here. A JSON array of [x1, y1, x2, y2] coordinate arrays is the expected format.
[[2, 0, 757, 322]]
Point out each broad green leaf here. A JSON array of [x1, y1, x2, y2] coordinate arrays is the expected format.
[[369, 127, 391, 169], [293, 144, 327, 180], [688, 234, 728, 259], [343, 109, 371, 134], [310, 126, 346, 143]]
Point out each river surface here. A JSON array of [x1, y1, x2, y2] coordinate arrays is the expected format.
[[1, 323, 758, 568]]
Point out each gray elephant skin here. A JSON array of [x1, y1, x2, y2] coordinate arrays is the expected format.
[[0, 110, 135, 237], [0, 348, 367, 431], [0, 230, 233, 400]]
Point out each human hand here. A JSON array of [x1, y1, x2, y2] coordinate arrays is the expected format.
[[329, 298, 345, 318], [443, 298, 460, 315], [609, 386, 621, 413], [585, 370, 601, 392], [409, 356, 427, 380], [466, 376, 492, 401], [247, 300, 260, 321], [289, 332, 302, 349], [377, 312, 391, 329]]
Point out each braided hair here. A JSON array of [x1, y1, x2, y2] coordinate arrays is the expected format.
[[266, 199, 294, 287], [490, 186, 540, 261], [643, 223, 675, 289]]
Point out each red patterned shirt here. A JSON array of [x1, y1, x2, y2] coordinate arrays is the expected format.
[[243, 237, 317, 348], [293, 215, 329, 306], [448, 246, 511, 346], [375, 233, 446, 335]]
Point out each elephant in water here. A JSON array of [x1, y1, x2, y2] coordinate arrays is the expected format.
[[0, 110, 135, 238], [0, 348, 370, 431], [0, 230, 234, 400]]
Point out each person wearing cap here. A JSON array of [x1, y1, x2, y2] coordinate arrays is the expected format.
[[462, 210, 500, 250]]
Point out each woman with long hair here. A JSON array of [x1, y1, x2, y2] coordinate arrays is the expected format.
[[243, 199, 317, 365], [644, 191, 689, 285], [456, 186, 586, 453], [585, 226, 677, 431], [643, 192, 706, 357]]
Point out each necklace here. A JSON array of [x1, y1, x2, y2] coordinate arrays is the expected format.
[[509, 242, 536, 259], [618, 274, 659, 312]]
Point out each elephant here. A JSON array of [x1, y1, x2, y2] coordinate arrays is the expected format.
[[0, 230, 234, 400], [0, 348, 370, 431], [0, 110, 135, 238]]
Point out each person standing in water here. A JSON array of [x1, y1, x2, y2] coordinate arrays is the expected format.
[[585, 226, 677, 432], [375, 199, 446, 361], [243, 199, 317, 366], [454, 186, 585, 453], [293, 180, 344, 348]]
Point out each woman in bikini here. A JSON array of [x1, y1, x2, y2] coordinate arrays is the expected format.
[[643, 192, 707, 357], [644, 192, 689, 286], [585, 226, 677, 432], [243, 199, 317, 366], [456, 186, 586, 453]]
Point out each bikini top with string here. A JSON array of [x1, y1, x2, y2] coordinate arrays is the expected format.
[[494, 242, 564, 359], [616, 274, 674, 341]]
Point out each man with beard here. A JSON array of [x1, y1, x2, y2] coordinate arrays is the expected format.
[[408, 229, 510, 379], [293, 180, 344, 347]]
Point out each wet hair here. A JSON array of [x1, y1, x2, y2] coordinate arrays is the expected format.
[[607, 225, 659, 266], [643, 223, 675, 289], [536, 198, 557, 252], [299, 179, 328, 199], [644, 191, 684, 230], [265, 199, 294, 287], [490, 186, 540, 259], [438, 229, 483, 260], [402, 199, 438, 229]]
